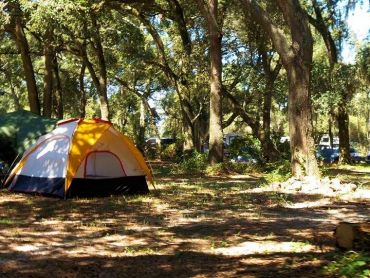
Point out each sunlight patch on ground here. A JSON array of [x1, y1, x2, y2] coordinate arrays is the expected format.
[[284, 199, 332, 208], [13, 244, 40, 252], [324, 206, 370, 223], [0, 166, 369, 277], [340, 188, 370, 200], [213, 240, 315, 256]]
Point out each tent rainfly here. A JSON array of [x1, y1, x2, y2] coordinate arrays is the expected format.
[[4, 118, 153, 198]]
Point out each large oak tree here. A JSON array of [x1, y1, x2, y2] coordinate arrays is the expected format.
[[243, 0, 319, 177]]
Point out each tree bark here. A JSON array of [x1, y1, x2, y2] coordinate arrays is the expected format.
[[205, 0, 224, 164], [243, 0, 319, 177], [90, 16, 110, 120], [53, 55, 63, 119], [137, 100, 146, 152], [260, 50, 282, 162], [260, 79, 280, 162], [182, 108, 195, 152], [127, 5, 207, 153], [337, 106, 351, 164], [306, 0, 338, 66], [79, 63, 87, 118], [223, 89, 280, 160], [42, 28, 54, 118], [328, 116, 333, 147], [11, 14, 40, 114], [4, 70, 22, 110], [286, 61, 318, 177], [9, 81, 22, 110]]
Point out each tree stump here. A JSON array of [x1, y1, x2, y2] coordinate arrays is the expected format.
[[335, 222, 370, 251]]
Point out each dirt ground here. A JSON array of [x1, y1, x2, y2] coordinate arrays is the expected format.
[[0, 165, 369, 277]]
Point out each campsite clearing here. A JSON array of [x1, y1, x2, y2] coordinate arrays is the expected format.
[[0, 164, 369, 277]]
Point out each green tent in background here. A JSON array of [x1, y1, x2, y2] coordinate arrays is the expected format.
[[0, 110, 58, 163]]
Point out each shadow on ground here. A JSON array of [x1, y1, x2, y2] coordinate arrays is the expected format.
[[0, 167, 369, 277]]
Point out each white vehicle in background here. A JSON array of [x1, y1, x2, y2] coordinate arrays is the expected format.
[[280, 136, 290, 143], [319, 134, 339, 149], [365, 151, 370, 164]]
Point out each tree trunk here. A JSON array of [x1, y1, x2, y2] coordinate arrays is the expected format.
[[43, 29, 54, 118], [328, 116, 334, 148], [98, 79, 110, 121], [367, 91, 370, 146], [337, 106, 351, 164], [261, 82, 280, 162], [83, 50, 109, 121], [287, 62, 319, 177], [53, 55, 63, 119], [280, 1, 319, 178], [174, 84, 197, 153], [181, 105, 195, 152], [79, 63, 86, 118], [243, 0, 319, 177], [137, 100, 146, 152], [223, 89, 280, 161], [260, 54, 282, 162], [207, 0, 223, 164], [91, 16, 110, 121], [5, 71, 22, 110], [192, 120, 202, 152], [9, 82, 22, 110], [12, 17, 40, 114]]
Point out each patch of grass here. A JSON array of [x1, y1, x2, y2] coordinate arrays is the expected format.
[[211, 240, 229, 249], [205, 161, 263, 176], [323, 251, 370, 278], [123, 246, 157, 255], [269, 192, 293, 206], [178, 152, 208, 174], [205, 163, 229, 175], [80, 220, 107, 229], [338, 164, 370, 171], [290, 241, 312, 252], [0, 217, 15, 225], [257, 160, 291, 186]]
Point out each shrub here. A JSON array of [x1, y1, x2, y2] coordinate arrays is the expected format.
[[205, 163, 228, 175], [145, 145, 159, 160], [227, 136, 262, 162], [276, 141, 291, 160], [263, 160, 291, 184], [323, 251, 370, 278], [161, 144, 177, 161], [207, 161, 262, 175], [178, 151, 208, 174]]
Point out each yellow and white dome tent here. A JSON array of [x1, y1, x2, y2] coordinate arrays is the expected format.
[[4, 118, 153, 198]]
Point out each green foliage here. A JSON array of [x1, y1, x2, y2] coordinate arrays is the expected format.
[[356, 43, 370, 84], [0, 218, 15, 225], [205, 161, 261, 175], [145, 145, 159, 161], [262, 160, 291, 184], [0, 0, 368, 170], [205, 163, 228, 176], [227, 136, 262, 162], [323, 251, 370, 278], [161, 144, 177, 161], [178, 152, 208, 174]]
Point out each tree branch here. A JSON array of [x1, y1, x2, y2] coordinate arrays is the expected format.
[[242, 0, 294, 65]]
